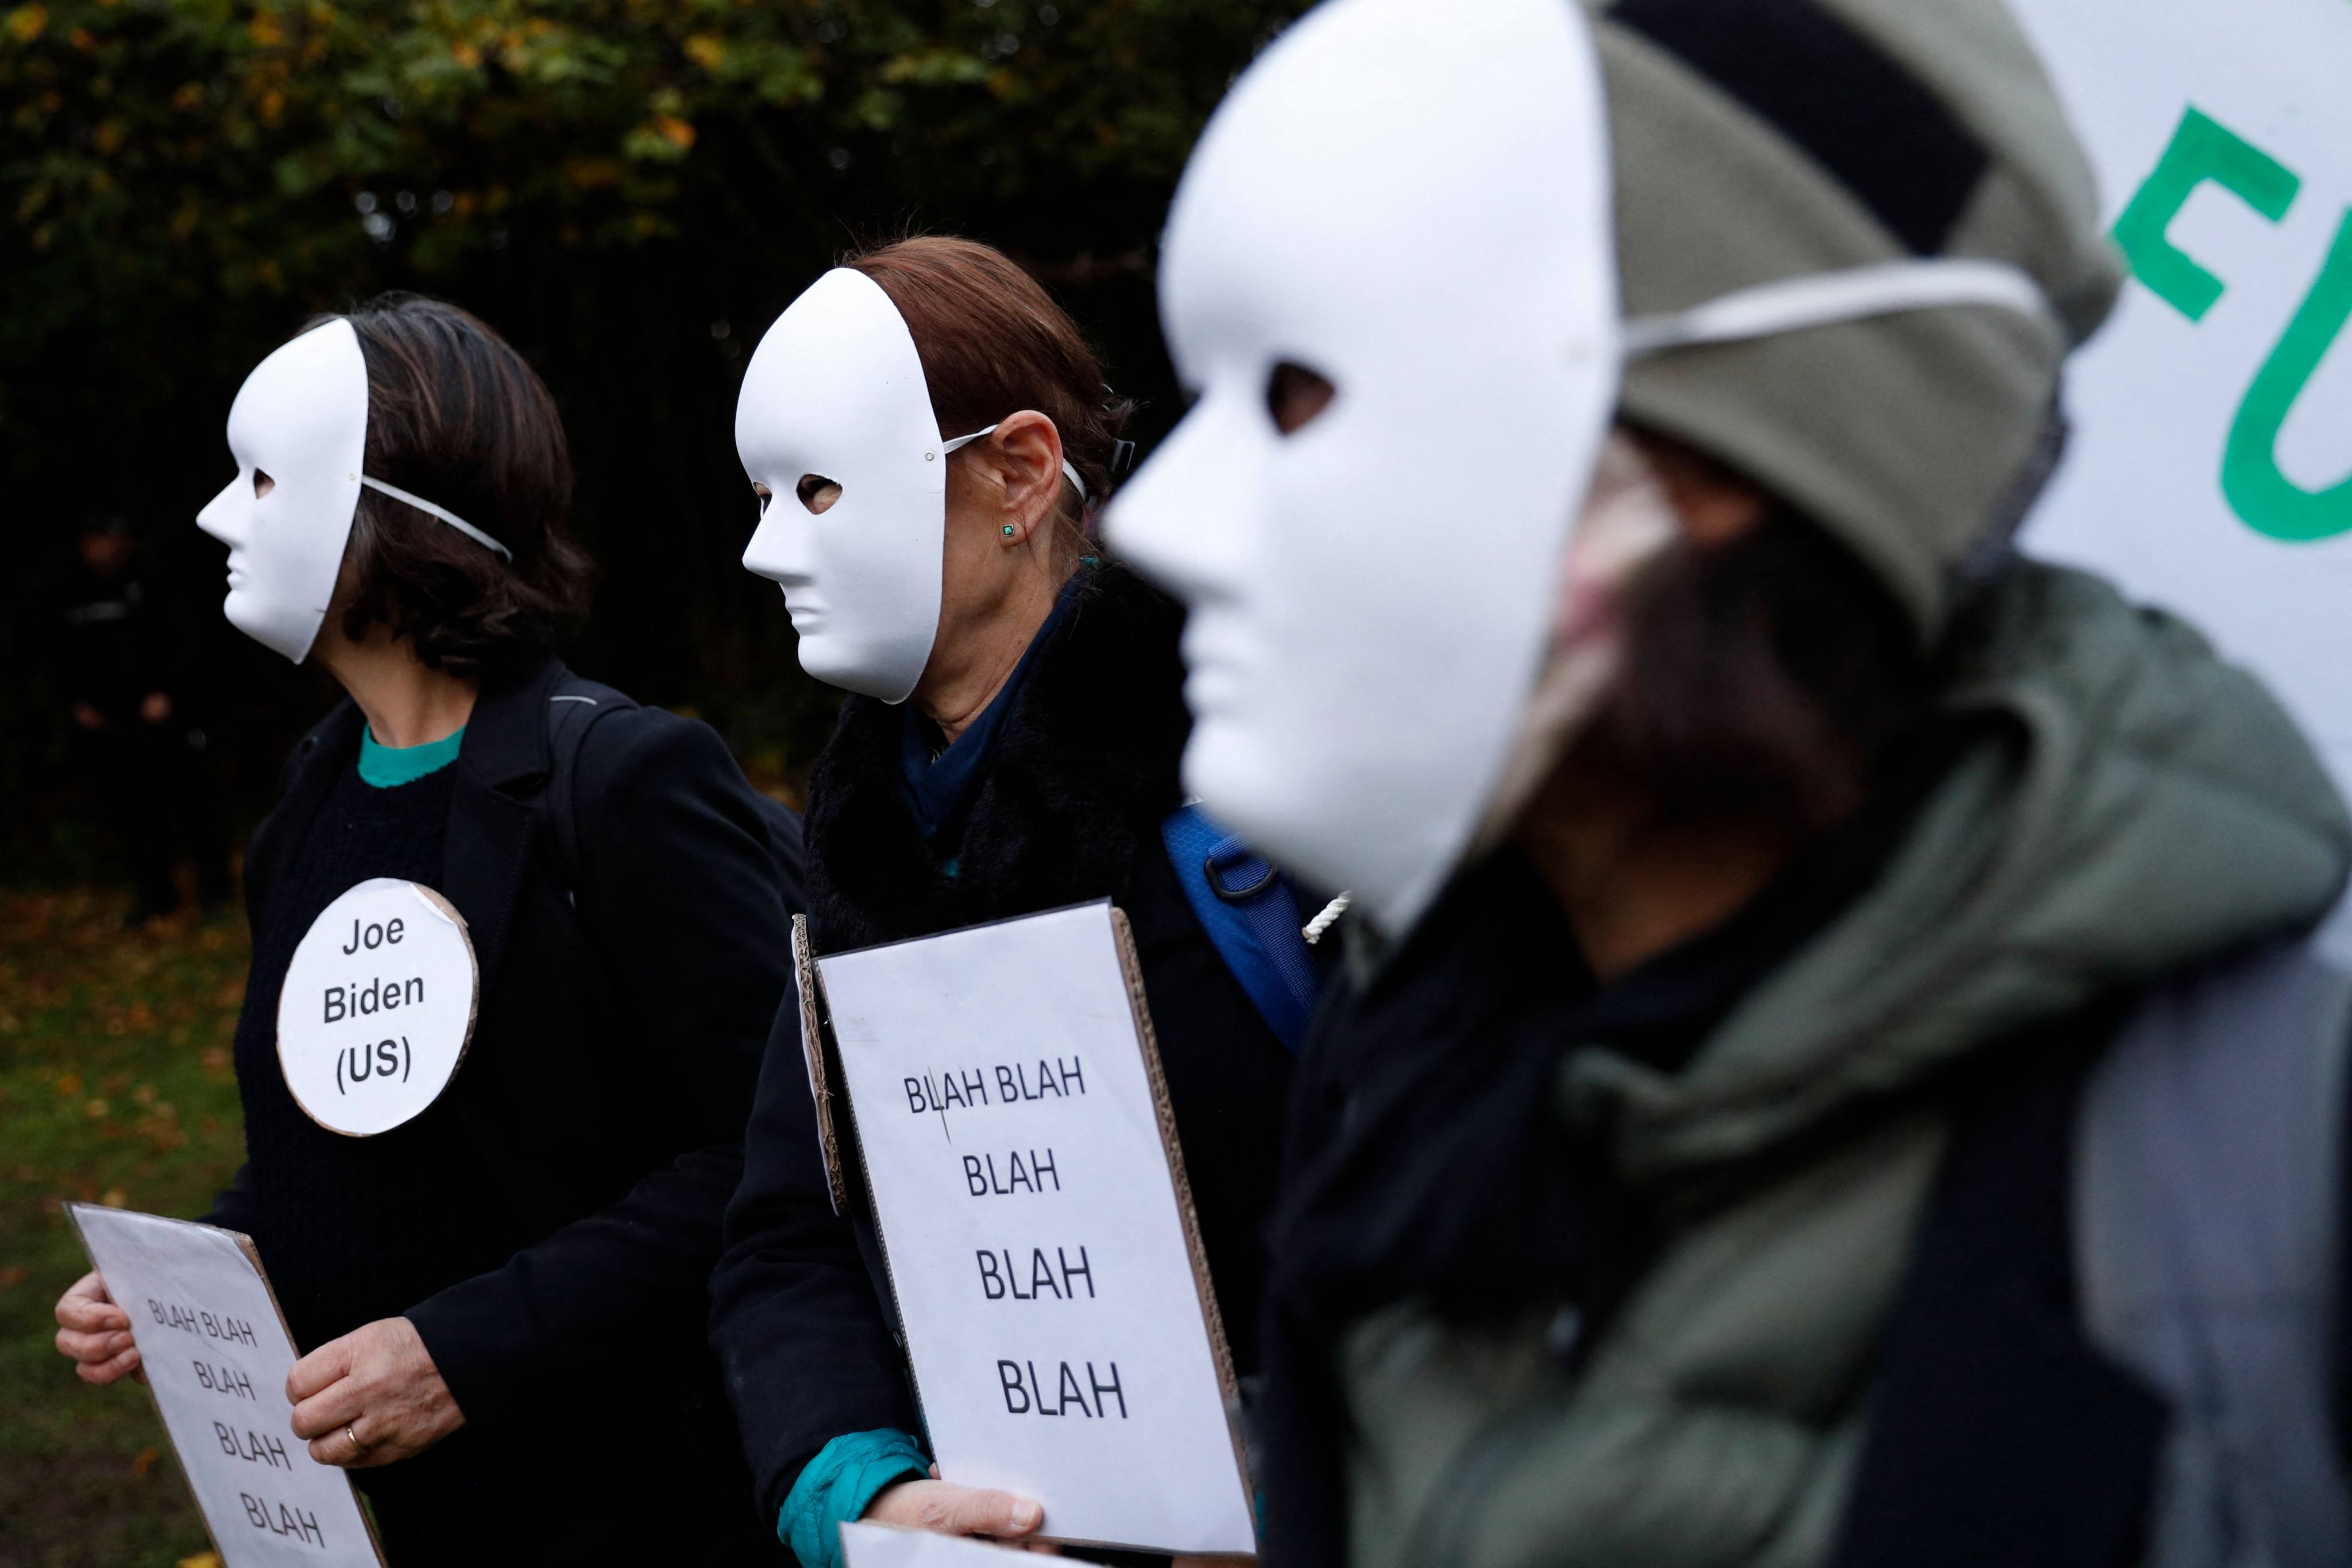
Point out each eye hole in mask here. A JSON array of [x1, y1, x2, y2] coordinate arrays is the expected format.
[[1266, 362, 1337, 436], [751, 482, 773, 515], [797, 474, 844, 515], [254, 470, 277, 499]]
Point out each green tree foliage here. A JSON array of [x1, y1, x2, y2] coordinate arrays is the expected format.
[[0, 0, 1305, 868]]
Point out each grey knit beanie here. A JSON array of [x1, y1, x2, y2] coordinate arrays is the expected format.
[[1589, 0, 2123, 638]]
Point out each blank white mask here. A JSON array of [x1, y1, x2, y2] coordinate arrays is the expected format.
[[195, 319, 372, 665], [1107, 0, 1621, 937], [736, 269, 952, 705], [195, 316, 513, 665]]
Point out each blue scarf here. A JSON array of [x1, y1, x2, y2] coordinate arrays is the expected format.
[[899, 570, 1088, 865]]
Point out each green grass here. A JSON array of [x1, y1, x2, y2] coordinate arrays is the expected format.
[[0, 887, 251, 1568]]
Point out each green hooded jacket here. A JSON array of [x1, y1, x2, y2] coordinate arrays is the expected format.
[[1335, 562, 2352, 1568]]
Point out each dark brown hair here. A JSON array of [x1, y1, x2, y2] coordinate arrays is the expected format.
[[1584, 442, 1937, 834], [326, 293, 591, 675], [847, 236, 1133, 562]]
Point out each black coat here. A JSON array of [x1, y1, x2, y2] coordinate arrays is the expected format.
[[711, 567, 1299, 1528], [210, 656, 794, 1564]]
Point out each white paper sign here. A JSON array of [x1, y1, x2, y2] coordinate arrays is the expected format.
[[2009, 0, 2352, 944], [276, 879, 478, 1136], [840, 1521, 1048, 1567], [817, 902, 1256, 1557], [68, 1205, 384, 1568]]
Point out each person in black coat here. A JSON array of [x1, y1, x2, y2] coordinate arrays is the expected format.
[[55, 295, 795, 1565], [60, 512, 233, 922], [710, 237, 1311, 1564]]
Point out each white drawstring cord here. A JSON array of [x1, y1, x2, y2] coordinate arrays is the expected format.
[[940, 424, 1091, 502], [1302, 894, 1351, 945], [1620, 258, 2054, 360], [358, 475, 513, 561]]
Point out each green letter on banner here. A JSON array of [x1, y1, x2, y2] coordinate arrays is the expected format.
[[2223, 208, 2352, 542], [2112, 107, 2300, 320]]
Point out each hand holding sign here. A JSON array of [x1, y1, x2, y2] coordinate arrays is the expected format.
[[286, 1317, 464, 1469], [55, 1269, 144, 1384], [864, 1472, 1045, 1545], [67, 1204, 385, 1567]]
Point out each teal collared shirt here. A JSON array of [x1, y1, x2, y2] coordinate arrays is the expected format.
[[357, 725, 465, 789]]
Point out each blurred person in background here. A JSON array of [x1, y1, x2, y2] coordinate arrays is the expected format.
[[61, 511, 233, 924], [1111, 1, 2352, 1565], [55, 295, 798, 1565], [712, 236, 1327, 1564]]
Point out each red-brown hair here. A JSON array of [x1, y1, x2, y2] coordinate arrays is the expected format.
[[847, 237, 1132, 560]]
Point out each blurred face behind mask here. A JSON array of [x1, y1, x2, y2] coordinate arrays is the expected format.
[[1107, 0, 1624, 936], [1110, 0, 2055, 940]]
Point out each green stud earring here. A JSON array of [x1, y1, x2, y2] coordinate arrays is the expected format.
[[1002, 524, 1017, 538]]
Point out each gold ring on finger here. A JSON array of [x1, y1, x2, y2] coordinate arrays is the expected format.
[[345, 1424, 364, 1460]]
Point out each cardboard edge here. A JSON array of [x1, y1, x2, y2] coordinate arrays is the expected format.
[[1106, 905, 1258, 1543], [795, 914, 853, 1216], [65, 1205, 389, 1568]]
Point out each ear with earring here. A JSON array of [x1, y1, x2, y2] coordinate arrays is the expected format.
[[1002, 524, 1018, 539]]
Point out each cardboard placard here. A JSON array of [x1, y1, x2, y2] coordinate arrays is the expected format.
[[67, 1205, 385, 1568], [275, 879, 478, 1137], [794, 914, 852, 1216], [811, 901, 1256, 1558]]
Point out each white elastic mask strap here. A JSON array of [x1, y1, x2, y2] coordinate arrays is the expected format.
[[940, 423, 1091, 504], [1621, 259, 2053, 360], [358, 475, 514, 561]]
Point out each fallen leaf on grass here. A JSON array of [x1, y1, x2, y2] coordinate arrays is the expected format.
[[0, 1266, 26, 1289], [179, 1554, 222, 1568], [102, 1188, 127, 1207], [132, 1445, 159, 1476]]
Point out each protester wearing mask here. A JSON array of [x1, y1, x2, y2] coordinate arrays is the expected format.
[[712, 237, 1319, 1564], [52, 296, 798, 1565], [1109, 2, 2352, 1565]]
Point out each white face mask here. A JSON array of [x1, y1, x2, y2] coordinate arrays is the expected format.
[[196, 316, 513, 665], [736, 268, 953, 705], [1109, 0, 2057, 940], [195, 319, 372, 665], [1106, 0, 1621, 936]]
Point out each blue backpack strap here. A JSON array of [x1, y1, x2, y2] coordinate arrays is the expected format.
[[1161, 804, 1321, 1053]]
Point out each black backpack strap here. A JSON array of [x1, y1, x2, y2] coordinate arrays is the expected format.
[[543, 673, 639, 898]]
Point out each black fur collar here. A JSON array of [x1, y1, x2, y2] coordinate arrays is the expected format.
[[802, 565, 1190, 951]]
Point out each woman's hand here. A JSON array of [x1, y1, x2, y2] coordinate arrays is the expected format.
[[286, 1317, 465, 1468], [55, 1271, 142, 1384], [865, 1468, 1049, 1549]]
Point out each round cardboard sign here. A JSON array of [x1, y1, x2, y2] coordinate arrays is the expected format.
[[275, 878, 480, 1137]]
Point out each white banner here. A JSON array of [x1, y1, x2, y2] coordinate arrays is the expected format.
[[2013, 0, 2352, 862]]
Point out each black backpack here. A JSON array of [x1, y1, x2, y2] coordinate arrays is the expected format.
[[540, 670, 806, 898]]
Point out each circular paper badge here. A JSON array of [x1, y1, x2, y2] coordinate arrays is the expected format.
[[276, 878, 480, 1137]]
